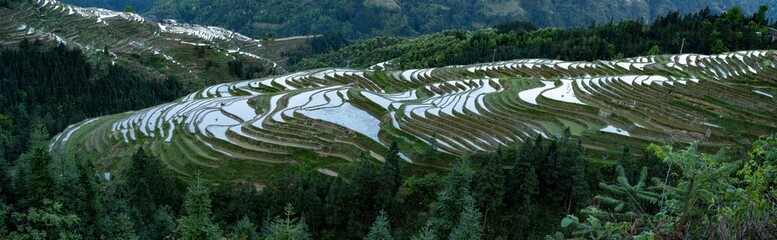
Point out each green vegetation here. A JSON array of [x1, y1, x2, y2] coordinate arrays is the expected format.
[[66, 0, 777, 39], [0, 0, 289, 90], [291, 6, 777, 70], [3, 118, 775, 238], [0, 42, 183, 160], [555, 136, 777, 239], [2, 1, 776, 238]]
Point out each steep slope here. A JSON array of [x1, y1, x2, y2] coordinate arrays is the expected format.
[[0, 0, 312, 89], [68, 0, 777, 39], [51, 50, 777, 183]]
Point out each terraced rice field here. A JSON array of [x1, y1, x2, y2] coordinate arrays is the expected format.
[[0, 0, 294, 86], [51, 50, 777, 182]]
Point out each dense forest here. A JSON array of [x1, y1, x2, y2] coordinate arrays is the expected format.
[[1, 122, 775, 239], [58, 0, 776, 39], [56, 0, 155, 12], [290, 6, 777, 70], [0, 40, 184, 161], [0, 3, 775, 239]]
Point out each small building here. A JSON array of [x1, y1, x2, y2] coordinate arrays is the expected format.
[[769, 28, 777, 41]]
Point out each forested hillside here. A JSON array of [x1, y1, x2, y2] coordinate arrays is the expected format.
[[290, 6, 777, 70], [60, 0, 777, 39], [1, 1, 775, 239], [2, 124, 775, 238], [0, 41, 183, 162]]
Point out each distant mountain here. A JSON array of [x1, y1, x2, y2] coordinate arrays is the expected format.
[[0, 0, 316, 89], [57, 0, 155, 13], [59, 0, 777, 39]]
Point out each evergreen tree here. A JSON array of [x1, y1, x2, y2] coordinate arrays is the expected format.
[[518, 166, 539, 205], [105, 213, 139, 240], [234, 216, 258, 240], [473, 150, 504, 229], [377, 141, 403, 221], [0, 150, 12, 203], [411, 222, 437, 240], [9, 199, 80, 239], [177, 174, 220, 240], [261, 204, 312, 240], [349, 155, 383, 236], [447, 196, 483, 240], [74, 158, 106, 238], [365, 210, 393, 240], [433, 158, 475, 237], [126, 148, 181, 233], [151, 205, 177, 240], [22, 125, 56, 209], [324, 177, 353, 230]]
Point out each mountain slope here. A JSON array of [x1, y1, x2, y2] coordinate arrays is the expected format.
[[0, 0, 314, 89], [51, 50, 777, 183], [59, 0, 777, 39]]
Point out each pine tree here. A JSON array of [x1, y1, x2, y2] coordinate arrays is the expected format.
[[411, 222, 437, 240], [473, 150, 504, 229], [434, 158, 475, 236], [365, 210, 393, 240], [261, 204, 312, 240], [324, 177, 353, 229], [9, 199, 81, 239], [519, 166, 539, 205], [234, 216, 258, 240], [447, 196, 483, 240], [0, 150, 12, 203], [126, 148, 181, 231], [23, 125, 56, 209], [105, 213, 139, 240], [349, 155, 383, 235], [75, 158, 106, 238], [177, 174, 220, 240], [377, 141, 403, 220]]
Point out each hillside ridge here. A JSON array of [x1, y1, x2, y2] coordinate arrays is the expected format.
[[51, 50, 777, 182]]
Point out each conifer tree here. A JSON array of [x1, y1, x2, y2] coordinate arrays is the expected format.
[[74, 158, 106, 238], [365, 210, 393, 240], [448, 196, 483, 240], [324, 177, 352, 229], [434, 158, 475, 236], [411, 222, 437, 240], [377, 141, 403, 220], [151, 205, 177, 240], [177, 174, 220, 240], [261, 204, 312, 240], [234, 215, 258, 240], [23, 125, 56, 209], [0, 150, 12, 203], [473, 150, 504, 228], [105, 213, 139, 240]]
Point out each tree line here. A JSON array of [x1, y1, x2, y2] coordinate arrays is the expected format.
[[0, 39, 184, 161], [1, 119, 775, 239], [291, 6, 777, 70]]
